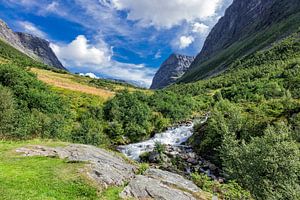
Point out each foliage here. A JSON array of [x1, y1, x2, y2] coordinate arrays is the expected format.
[[104, 90, 196, 144], [0, 85, 15, 136], [191, 173, 252, 199], [220, 125, 300, 200], [154, 142, 166, 154], [136, 163, 150, 175], [104, 91, 153, 143]]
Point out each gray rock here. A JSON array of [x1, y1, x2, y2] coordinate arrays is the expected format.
[[16, 144, 205, 199], [145, 168, 199, 193], [150, 54, 195, 89], [120, 175, 196, 200], [181, 0, 300, 82], [0, 19, 66, 70], [0, 19, 36, 58], [17, 32, 66, 70], [16, 144, 136, 188]]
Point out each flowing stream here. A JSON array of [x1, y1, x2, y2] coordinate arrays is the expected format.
[[118, 114, 209, 161]]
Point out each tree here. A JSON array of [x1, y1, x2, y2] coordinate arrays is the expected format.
[[221, 124, 300, 199]]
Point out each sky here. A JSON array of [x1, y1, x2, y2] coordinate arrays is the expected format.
[[0, 0, 233, 87]]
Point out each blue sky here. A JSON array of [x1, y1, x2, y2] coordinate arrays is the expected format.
[[0, 0, 232, 87]]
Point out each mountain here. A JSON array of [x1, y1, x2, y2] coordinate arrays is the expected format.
[[0, 19, 66, 70], [150, 54, 195, 89], [179, 0, 300, 83], [16, 32, 65, 70]]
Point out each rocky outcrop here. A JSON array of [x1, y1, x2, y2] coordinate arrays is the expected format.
[[180, 0, 300, 82], [120, 175, 198, 200], [16, 144, 208, 200], [120, 168, 206, 200], [0, 19, 36, 58], [16, 144, 136, 188], [16, 32, 65, 70], [150, 54, 194, 89], [0, 19, 66, 70]]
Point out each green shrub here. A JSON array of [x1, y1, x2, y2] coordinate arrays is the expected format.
[[0, 85, 15, 137], [191, 173, 252, 199], [136, 163, 149, 175], [154, 142, 166, 154], [221, 124, 300, 199]]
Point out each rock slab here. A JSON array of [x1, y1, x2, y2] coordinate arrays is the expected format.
[[16, 144, 136, 188], [16, 144, 205, 200]]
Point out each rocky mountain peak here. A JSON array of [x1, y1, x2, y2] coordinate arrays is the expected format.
[[0, 19, 66, 70], [16, 32, 65, 70], [150, 54, 195, 89], [180, 0, 300, 82]]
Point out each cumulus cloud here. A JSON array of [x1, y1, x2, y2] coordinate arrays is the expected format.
[[50, 35, 111, 67], [51, 35, 155, 87], [17, 21, 47, 38], [178, 36, 195, 49], [112, 0, 223, 28]]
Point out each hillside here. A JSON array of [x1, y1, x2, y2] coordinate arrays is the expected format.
[[0, 1, 300, 199], [0, 19, 66, 70], [180, 0, 300, 83]]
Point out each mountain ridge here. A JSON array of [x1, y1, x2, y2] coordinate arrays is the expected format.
[[0, 19, 66, 70], [150, 53, 195, 89], [179, 0, 300, 83]]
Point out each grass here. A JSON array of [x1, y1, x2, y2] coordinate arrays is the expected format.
[[0, 140, 123, 200], [30, 68, 115, 100]]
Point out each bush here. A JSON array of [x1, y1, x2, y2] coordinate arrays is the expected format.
[[0, 85, 15, 137], [221, 124, 300, 199], [193, 100, 245, 163], [154, 142, 166, 154], [136, 163, 149, 175], [104, 91, 153, 143], [191, 173, 252, 199]]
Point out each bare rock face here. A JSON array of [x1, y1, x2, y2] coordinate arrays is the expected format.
[[16, 32, 66, 70], [150, 54, 195, 89], [0, 19, 36, 58], [0, 19, 66, 70], [180, 0, 300, 82], [120, 175, 197, 200], [16, 144, 207, 200], [16, 144, 136, 188]]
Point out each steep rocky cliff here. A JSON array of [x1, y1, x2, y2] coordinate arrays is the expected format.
[[16, 32, 65, 70], [0, 19, 65, 70], [0, 19, 36, 58], [180, 0, 300, 83], [150, 54, 194, 89]]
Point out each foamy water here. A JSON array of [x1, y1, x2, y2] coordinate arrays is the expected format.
[[118, 115, 208, 160]]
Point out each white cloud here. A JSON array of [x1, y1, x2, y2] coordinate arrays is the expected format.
[[50, 35, 111, 67], [192, 22, 209, 34], [17, 21, 47, 38], [51, 35, 155, 87], [112, 0, 223, 28], [179, 36, 195, 49], [46, 1, 59, 12]]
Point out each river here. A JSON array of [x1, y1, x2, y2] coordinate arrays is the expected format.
[[118, 114, 209, 161]]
